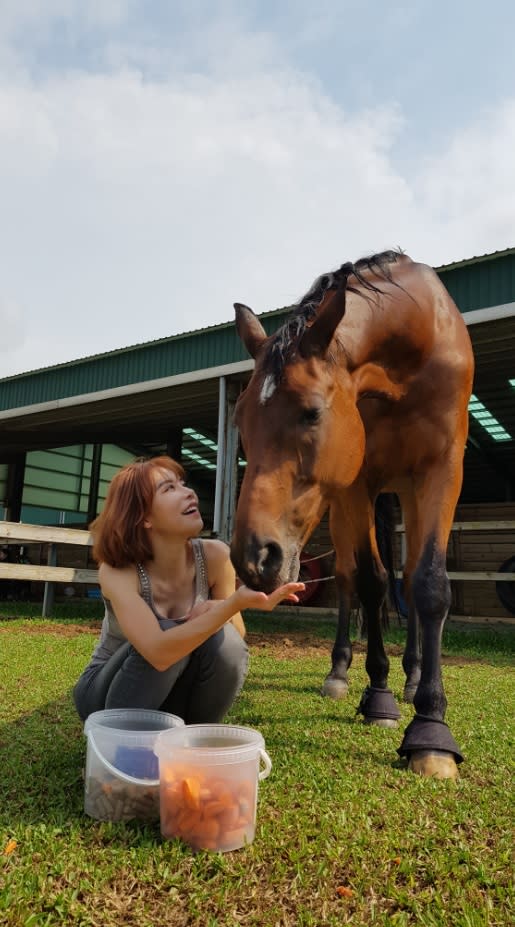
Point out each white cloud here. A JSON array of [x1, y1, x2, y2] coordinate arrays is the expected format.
[[415, 99, 515, 263], [0, 296, 25, 358], [0, 4, 513, 379], [0, 66, 416, 376]]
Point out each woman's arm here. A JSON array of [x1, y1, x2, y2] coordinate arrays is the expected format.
[[202, 538, 246, 637], [98, 561, 304, 672]]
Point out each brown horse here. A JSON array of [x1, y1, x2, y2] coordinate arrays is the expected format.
[[230, 251, 474, 779]]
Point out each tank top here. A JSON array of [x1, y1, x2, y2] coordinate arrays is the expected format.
[[85, 538, 210, 672]]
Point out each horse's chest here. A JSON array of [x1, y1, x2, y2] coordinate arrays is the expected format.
[[360, 401, 448, 479]]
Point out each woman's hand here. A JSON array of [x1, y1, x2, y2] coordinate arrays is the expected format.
[[235, 582, 305, 612], [183, 581, 305, 623]]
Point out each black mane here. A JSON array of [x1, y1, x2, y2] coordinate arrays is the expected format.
[[262, 249, 403, 384]]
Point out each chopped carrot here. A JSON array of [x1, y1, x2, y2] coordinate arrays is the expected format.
[[182, 777, 201, 810], [336, 886, 353, 898], [218, 804, 240, 830], [192, 817, 220, 844], [160, 767, 257, 850], [202, 799, 227, 817]]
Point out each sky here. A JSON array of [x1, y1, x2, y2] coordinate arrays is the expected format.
[[0, 0, 514, 379]]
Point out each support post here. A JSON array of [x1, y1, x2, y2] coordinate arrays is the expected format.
[[42, 543, 57, 618], [86, 444, 102, 525], [166, 429, 183, 463], [213, 377, 227, 536], [220, 383, 240, 544], [213, 377, 240, 542], [4, 454, 26, 522]]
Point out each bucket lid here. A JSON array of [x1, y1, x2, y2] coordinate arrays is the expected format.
[[84, 708, 184, 736], [155, 723, 265, 764]]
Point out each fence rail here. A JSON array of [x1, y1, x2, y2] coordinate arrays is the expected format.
[[0, 519, 514, 618], [0, 522, 96, 616]]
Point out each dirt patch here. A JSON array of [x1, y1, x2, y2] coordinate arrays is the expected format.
[[0, 620, 102, 637], [246, 632, 483, 665], [0, 621, 490, 665], [246, 631, 404, 660]]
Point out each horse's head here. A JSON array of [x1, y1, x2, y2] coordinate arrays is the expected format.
[[231, 276, 366, 592]]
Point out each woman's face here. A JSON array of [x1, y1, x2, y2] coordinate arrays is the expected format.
[[145, 468, 203, 536]]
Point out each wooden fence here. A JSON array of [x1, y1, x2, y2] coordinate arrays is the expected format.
[[0, 522, 95, 616], [0, 519, 514, 619]]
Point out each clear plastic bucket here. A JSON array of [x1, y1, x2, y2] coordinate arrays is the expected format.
[[155, 724, 272, 852], [83, 708, 184, 822]]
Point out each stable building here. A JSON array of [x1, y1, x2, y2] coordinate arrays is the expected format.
[[0, 248, 514, 619]]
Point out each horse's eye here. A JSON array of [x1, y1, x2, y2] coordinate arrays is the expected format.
[[300, 407, 321, 426]]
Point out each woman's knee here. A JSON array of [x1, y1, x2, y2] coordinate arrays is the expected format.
[[198, 624, 249, 678]]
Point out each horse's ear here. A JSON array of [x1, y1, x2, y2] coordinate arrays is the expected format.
[[298, 282, 347, 358], [234, 303, 267, 359]]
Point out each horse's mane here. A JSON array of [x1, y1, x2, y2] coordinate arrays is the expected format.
[[263, 249, 403, 384]]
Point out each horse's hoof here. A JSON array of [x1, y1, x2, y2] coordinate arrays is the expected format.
[[321, 677, 348, 699], [363, 717, 398, 729], [356, 686, 401, 725], [408, 750, 458, 780], [403, 685, 417, 703]]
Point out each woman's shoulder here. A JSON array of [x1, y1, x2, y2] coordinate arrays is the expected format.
[[196, 537, 230, 561], [98, 561, 139, 596], [196, 537, 232, 572]]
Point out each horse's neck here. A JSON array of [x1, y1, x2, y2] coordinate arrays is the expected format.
[[335, 294, 433, 375]]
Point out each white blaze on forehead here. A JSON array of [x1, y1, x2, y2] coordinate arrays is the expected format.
[[259, 374, 277, 404]]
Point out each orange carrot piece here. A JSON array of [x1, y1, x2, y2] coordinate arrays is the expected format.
[[182, 777, 201, 810], [218, 803, 240, 830]]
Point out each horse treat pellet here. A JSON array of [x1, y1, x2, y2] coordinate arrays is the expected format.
[[85, 775, 160, 821]]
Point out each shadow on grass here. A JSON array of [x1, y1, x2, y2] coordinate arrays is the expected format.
[[0, 692, 87, 828], [0, 693, 401, 836]]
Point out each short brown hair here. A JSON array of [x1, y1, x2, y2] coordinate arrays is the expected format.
[[91, 456, 185, 568]]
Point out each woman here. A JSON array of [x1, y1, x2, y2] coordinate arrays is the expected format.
[[73, 455, 303, 723]]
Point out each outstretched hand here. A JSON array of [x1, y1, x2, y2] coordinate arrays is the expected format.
[[236, 581, 305, 611], [183, 581, 305, 623]]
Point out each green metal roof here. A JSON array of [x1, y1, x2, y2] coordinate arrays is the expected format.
[[0, 248, 513, 414], [437, 248, 515, 313]]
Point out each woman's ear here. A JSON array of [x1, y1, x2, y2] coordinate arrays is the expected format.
[[143, 518, 152, 529]]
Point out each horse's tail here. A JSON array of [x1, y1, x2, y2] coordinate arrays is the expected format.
[[375, 493, 401, 627]]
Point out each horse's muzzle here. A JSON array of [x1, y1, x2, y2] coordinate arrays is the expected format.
[[231, 535, 287, 594]]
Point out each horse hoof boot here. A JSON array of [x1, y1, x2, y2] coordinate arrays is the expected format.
[[408, 750, 458, 780], [357, 686, 401, 725], [363, 717, 398, 729], [321, 677, 348, 699]]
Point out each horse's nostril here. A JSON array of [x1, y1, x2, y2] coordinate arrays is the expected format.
[[257, 542, 283, 577]]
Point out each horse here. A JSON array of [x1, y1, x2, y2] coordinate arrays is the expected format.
[[230, 250, 474, 779]]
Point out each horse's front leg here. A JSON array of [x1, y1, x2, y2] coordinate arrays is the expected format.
[[397, 462, 464, 779], [355, 544, 401, 727], [322, 493, 400, 726], [321, 575, 353, 699]]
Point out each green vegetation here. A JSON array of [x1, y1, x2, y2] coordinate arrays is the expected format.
[[0, 609, 513, 926]]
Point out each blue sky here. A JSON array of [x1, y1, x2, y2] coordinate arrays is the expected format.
[[1, 0, 513, 377]]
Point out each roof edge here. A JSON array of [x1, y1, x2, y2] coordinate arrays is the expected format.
[[2, 246, 514, 384], [436, 247, 515, 273]]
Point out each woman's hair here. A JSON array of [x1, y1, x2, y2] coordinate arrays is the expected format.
[[91, 455, 185, 568]]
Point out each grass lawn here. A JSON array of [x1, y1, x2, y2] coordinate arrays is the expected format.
[[0, 604, 513, 926]]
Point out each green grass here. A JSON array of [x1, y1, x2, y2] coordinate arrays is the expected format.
[[0, 609, 513, 926]]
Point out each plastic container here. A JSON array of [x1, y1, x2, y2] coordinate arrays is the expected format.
[[155, 724, 272, 852], [83, 708, 184, 822]]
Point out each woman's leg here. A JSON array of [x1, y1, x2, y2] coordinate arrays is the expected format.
[[160, 624, 249, 723], [74, 626, 248, 724], [73, 643, 191, 721]]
